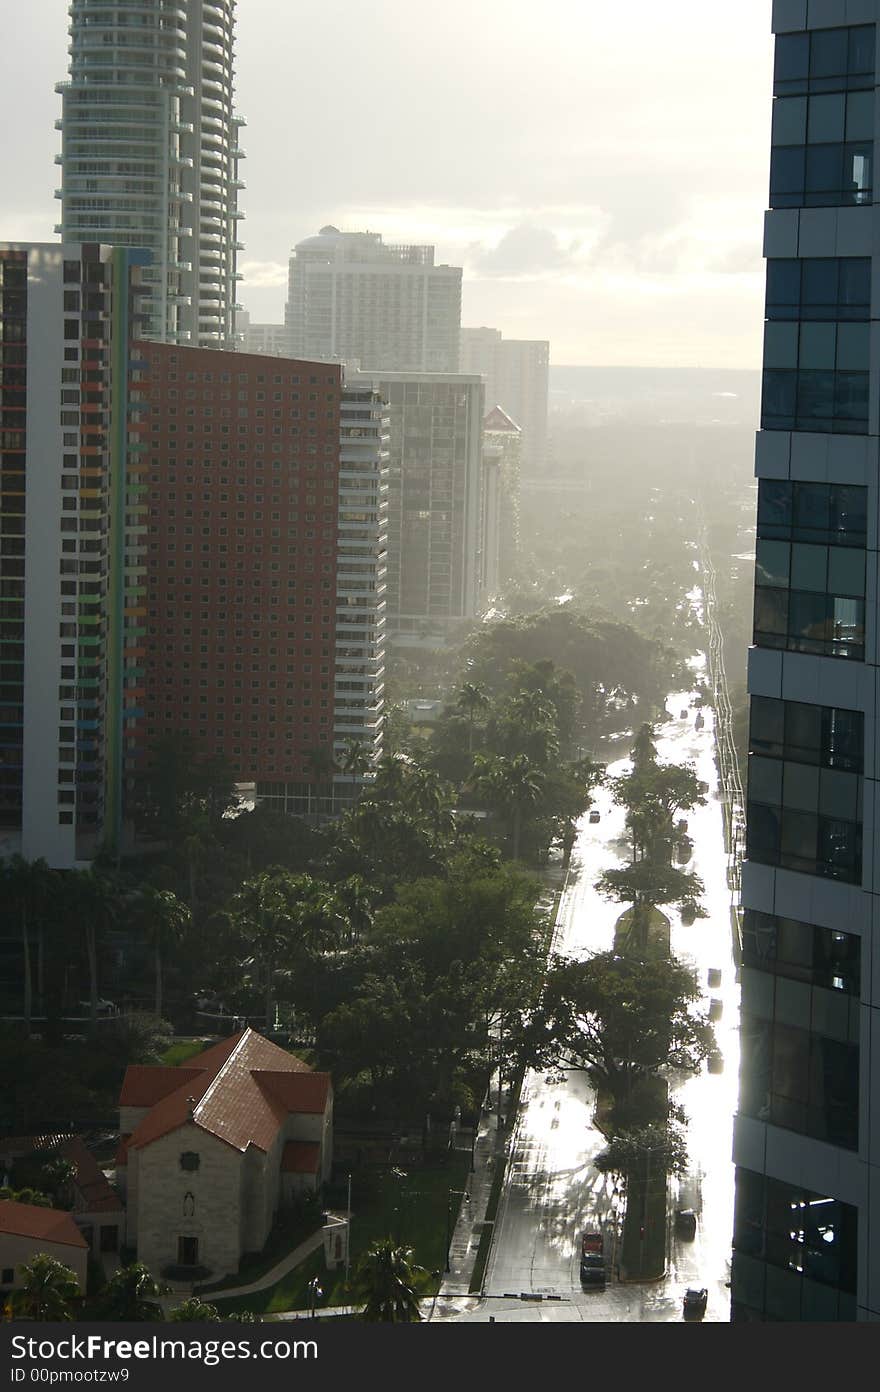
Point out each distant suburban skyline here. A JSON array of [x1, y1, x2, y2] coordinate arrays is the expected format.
[[3, 0, 773, 367]]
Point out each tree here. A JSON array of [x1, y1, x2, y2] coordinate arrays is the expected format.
[[305, 744, 339, 822], [228, 871, 297, 1030], [99, 1263, 164, 1322], [594, 1115, 689, 1185], [169, 1297, 220, 1322], [474, 753, 545, 860], [64, 868, 119, 1032], [2, 857, 55, 1037], [524, 951, 715, 1110], [354, 1240, 426, 1323], [128, 886, 191, 1019], [132, 732, 238, 843], [455, 681, 491, 752], [595, 862, 706, 951], [11, 1253, 81, 1321]]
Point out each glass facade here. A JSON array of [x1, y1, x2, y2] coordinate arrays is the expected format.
[[746, 697, 863, 882], [770, 25, 875, 209], [732, 1170, 858, 1320]]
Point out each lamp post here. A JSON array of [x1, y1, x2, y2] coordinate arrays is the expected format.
[[610, 1187, 621, 1281], [445, 1188, 470, 1272], [307, 1275, 323, 1319]]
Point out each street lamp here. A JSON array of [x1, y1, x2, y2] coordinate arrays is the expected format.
[[445, 1188, 470, 1272], [610, 1187, 621, 1281], [307, 1275, 323, 1319]]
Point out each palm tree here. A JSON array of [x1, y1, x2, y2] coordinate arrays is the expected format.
[[474, 753, 545, 860], [455, 681, 491, 752], [65, 868, 118, 1031], [169, 1297, 220, 1322], [99, 1263, 164, 1322], [228, 870, 296, 1030], [354, 1239, 426, 1323], [371, 754, 408, 802], [2, 856, 54, 1036], [12, 1253, 81, 1321], [305, 744, 339, 822], [336, 875, 376, 945], [129, 886, 191, 1018]]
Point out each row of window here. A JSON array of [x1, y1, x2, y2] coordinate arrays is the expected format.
[[769, 141, 872, 208], [740, 1012, 858, 1149], [732, 1170, 857, 1321], [774, 24, 874, 96], [756, 480, 866, 548]]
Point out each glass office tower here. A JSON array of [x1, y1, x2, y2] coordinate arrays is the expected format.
[[733, 3, 878, 1320]]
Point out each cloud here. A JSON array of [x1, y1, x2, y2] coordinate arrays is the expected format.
[[238, 259, 288, 289], [465, 223, 596, 279]]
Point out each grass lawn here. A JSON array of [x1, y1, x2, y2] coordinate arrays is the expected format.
[[614, 907, 670, 956], [161, 1038, 213, 1067], [212, 1153, 472, 1317], [619, 1166, 667, 1280]]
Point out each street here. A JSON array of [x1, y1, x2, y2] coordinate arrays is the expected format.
[[454, 668, 740, 1322]]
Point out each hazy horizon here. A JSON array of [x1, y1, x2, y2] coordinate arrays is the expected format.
[[2, 0, 774, 370]]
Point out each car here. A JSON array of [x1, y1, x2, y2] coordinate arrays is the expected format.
[[579, 1231, 606, 1287], [683, 1287, 708, 1320], [675, 1208, 697, 1240], [589, 810, 601, 824], [78, 998, 116, 1015]]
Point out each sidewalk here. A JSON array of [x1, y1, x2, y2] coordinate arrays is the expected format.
[[432, 1081, 516, 1305]]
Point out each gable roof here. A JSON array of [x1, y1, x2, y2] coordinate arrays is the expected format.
[[484, 404, 521, 432], [119, 1066, 204, 1108], [125, 1028, 329, 1155], [0, 1199, 88, 1249], [0, 1135, 122, 1215]]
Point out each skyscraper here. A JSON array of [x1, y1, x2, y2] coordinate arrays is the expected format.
[[460, 327, 549, 475], [285, 228, 462, 373], [0, 242, 148, 870], [347, 371, 485, 638], [55, 0, 245, 347], [734, 6, 876, 1320]]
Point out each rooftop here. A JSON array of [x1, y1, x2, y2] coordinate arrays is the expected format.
[[0, 1200, 88, 1250]]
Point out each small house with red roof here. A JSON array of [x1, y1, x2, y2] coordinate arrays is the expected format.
[[0, 1134, 123, 1257], [0, 1200, 89, 1296], [117, 1028, 332, 1279]]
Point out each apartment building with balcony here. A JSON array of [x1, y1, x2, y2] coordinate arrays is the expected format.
[[285, 228, 461, 374], [0, 242, 148, 869], [346, 371, 485, 640], [55, 0, 245, 347], [735, 2, 880, 1321]]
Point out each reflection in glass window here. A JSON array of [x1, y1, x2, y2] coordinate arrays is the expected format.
[[773, 24, 875, 96], [746, 698, 863, 883], [732, 1170, 857, 1320]]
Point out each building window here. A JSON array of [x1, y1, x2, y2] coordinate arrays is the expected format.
[[746, 697, 863, 882], [732, 1170, 857, 1320], [179, 1151, 200, 1172], [761, 317, 868, 433], [743, 911, 860, 995]]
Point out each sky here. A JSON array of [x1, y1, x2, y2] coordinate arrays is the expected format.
[[1, 0, 774, 368]]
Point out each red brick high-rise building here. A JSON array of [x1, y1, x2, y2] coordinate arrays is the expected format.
[[135, 345, 343, 787]]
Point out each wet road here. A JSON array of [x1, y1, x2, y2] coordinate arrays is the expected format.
[[465, 673, 740, 1322]]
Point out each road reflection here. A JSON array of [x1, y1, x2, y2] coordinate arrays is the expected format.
[[480, 674, 739, 1322]]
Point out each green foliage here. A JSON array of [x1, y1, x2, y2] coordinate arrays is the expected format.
[[525, 950, 715, 1105], [169, 1297, 221, 1322], [99, 1263, 165, 1322], [11, 1253, 81, 1321], [354, 1240, 426, 1323]]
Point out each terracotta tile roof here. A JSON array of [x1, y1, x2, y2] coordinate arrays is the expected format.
[[281, 1141, 321, 1175], [119, 1066, 203, 1108], [126, 1029, 326, 1155], [253, 1071, 331, 1115], [0, 1199, 88, 1249], [0, 1135, 122, 1216], [0, 1134, 72, 1159], [59, 1137, 122, 1215]]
